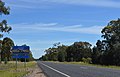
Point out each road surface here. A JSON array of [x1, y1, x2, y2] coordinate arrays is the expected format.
[[37, 61, 120, 77]]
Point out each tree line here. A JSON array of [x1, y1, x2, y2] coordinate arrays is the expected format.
[[40, 42, 92, 63], [40, 19, 120, 66]]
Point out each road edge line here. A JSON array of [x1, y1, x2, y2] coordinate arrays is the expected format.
[[40, 62, 71, 77]]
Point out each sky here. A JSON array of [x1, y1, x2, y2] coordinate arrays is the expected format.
[[2, 0, 120, 59]]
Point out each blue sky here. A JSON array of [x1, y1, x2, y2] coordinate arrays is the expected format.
[[2, 0, 120, 59]]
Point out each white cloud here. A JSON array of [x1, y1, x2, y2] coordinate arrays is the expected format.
[[47, 0, 120, 8], [13, 38, 79, 47], [6, 0, 120, 9], [8, 4, 36, 9], [11, 23, 104, 35], [10, 22, 104, 59]]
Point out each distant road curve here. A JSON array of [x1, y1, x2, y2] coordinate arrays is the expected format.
[[37, 61, 120, 77]]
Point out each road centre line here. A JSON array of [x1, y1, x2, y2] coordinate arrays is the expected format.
[[40, 62, 71, 77]]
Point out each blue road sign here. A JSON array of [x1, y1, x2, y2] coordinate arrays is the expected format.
[[12, 46, 30, 59], [12, 52, 29, 59], [12, 46, 30, 50]]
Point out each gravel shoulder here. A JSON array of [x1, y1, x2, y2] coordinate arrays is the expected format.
[[25, 64, 46, 77]]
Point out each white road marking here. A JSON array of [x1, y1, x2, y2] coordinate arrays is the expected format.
[[40, 62, 71, 77], [80, 67, 88, 69]]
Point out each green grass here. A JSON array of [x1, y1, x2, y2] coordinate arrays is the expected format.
[[0, 70, 27, 77], [0, 61, 36, 77]]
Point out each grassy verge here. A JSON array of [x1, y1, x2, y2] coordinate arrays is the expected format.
[[49, 61, 120, 70], [0, 61, 36, 77]]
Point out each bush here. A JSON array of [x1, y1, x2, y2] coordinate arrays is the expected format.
[[4, 57, 7, 64], [58, 51, 66, 62], [82, 57, 92, 63]]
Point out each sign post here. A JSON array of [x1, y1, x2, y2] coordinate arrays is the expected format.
[[16, 54, 17, 71], [11, 46, 30, 71], [24, 54, 26, 71]]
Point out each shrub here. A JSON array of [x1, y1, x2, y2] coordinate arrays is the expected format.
[[82, 57, 92, 63]]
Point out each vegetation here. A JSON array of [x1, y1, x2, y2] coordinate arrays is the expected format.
[[66, 42, 92, 62], [93, 19, 120, 65], [0, 0, 34, 64], [40, 19, 120, 66], [1, 37, 14, 61], [0, 61, 36, 77], [0, 0, 12, 64], [40, 42, 92, 63], [0, 0, 11, 39]]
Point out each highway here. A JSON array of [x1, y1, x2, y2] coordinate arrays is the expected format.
[[37, 61, 120, 77]]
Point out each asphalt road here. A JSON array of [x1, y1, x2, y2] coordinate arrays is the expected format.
[[37, 61, 120, 77]]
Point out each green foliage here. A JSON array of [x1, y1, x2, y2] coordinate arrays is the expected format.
[[57, 45, 67, 62], [58, 51, 65, 62], [0, 0, 10, 15], [82, 58, 92, 63], [0, 0, 11, 36], [29, 52, 34, 61], [40, 43, 67, 62], [4, 57, 7, 64], [91, 18, 120, 66], [40, 42, 92, 62], [0, 0, 12, 63], [66, 42, 92, 62], [1, 37, 14, 61], [40, 55, 48, 61], [92, 46, 101, 64]]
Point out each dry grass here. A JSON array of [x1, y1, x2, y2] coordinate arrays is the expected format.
[[0, 61, 36, 77]]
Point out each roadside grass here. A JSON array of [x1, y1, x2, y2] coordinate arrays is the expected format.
[[48, 61, 120, 70], [0, 61, 36, 77]]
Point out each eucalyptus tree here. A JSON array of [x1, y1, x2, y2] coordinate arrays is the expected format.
[[0, 0, 11, 35], [66, 41, 92, 62], [101, 19, 120, 65], [57, 45, 68, 62], [92, 40, 104, 64], [1, 37, 14, 61], [0, 0, 12, 63]]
